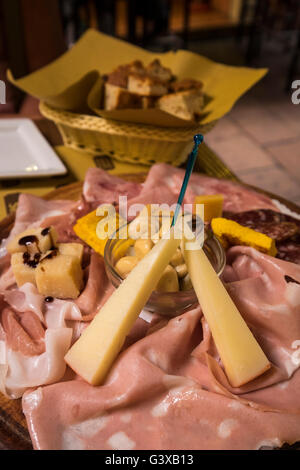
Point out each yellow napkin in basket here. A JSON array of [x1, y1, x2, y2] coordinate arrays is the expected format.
[[8, 29, 267, 127]]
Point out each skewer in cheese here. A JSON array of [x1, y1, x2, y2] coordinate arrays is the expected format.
[[183, 236, 271, 388], [65, 227, 181, 385]]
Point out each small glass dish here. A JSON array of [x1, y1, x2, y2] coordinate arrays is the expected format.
[[104, 226, 226, 317]]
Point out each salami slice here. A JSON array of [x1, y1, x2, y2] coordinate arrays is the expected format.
[[246, 221, 298, 242], [223, 209, 300, 264], [276, 235, 300, 265], [224, 209, 300, 227], [223, 209, 284, 226]]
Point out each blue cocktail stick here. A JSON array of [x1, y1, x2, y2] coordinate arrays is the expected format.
[[171, 134, 204, 226]]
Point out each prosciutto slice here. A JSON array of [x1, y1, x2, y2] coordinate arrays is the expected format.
[[76, 253, 114, 320], [138, 164, 278, 213], [22, 248, 300, 450], [0, 284, 80, 398], [83, 168, 142, 204], [83, 164, 278, 215], [6, 194, 77, 245]]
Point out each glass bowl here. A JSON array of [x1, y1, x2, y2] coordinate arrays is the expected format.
[[104, 226, 226, 317]]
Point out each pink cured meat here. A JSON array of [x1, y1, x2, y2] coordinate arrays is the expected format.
[[6, 193, 77, 244], [0, 253, 15, 292], [140, 164, 278, 212], [22, 248, 300, 450], [0, 166, 298, 448], [1, 308, 45, 356], [83, 164, 277, 214], [83, 168, 142, 204], [75, 253, 114, 320]]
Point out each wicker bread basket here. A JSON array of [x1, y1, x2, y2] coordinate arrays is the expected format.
[[39, 101, 216, 166]]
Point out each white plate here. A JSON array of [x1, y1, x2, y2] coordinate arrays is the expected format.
[[0, 118, 67, 179]]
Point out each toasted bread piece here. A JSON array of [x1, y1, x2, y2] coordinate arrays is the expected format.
[[129, 60, 145, 75], [106, 65, 130, 88], [104, 83, 143, 110], [171, 78, 203, 92], [141, 96, 158, 109], [128, 74, 168, 96], [157, 89, 204, 121], [147, 59, 173, 83], [106, 61, 145, 88]]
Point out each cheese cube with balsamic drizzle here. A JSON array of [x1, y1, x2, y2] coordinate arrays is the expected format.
[[11, 252, 37, 287], [8, 226, 84, 299], [6, 226, 58, 255]]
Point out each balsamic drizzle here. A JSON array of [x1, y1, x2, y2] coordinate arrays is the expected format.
[[18, 235, 38, 247], [41, 227, 50, 236], [284, 275, 300, 285], [22, 251, 41, 268], [41, 227, 55, 251], [19, 227, 57, 269], [40, 249, 58, 262]]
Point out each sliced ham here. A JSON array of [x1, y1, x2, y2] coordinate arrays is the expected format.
[[4, 283, 45, 323], [0, 327, 72, 399], [0, 294, 73, 398], [0, 284, 83, 397], [0, 166, 299, 449], [76, 253, 113, 319], [0, 253, 14, 292], [140, 164, 278, 212], [83, 168, 142, 204], [1, 308, 45, 356], [22, 307, 300, 450], [21, 248, 300, 450], [6, 194, 77, 245]]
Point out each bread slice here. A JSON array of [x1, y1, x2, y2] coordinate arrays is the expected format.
[[157, 89, 204, 121], [106, 65, 130, 88], [104, 83, 143, 110], [129, 60, 145, 75], [106, 61, 146, 89], [128, 74, 168, 97], [141, 96, 158, 109], [146, 59, 172, 83], [171, 78, 203, 92]]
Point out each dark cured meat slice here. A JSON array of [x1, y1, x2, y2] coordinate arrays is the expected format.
[[223, 209, 300, 229], [276, 234, 300, 265], [238, 221, 297, 242], [223, 209, 300, 264]]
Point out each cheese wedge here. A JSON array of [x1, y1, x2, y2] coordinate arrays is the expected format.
[[193, 194, 224, 222], [65, 229, 181, 385], [183, 239, 270, 388]]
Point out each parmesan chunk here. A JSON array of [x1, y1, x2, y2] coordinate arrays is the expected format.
[[193, 194, 224, 222], [11, 253, 36, 287], [36, 254, 83, 299], [65, 229, 181, 385]]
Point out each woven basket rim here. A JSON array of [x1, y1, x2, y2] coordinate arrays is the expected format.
[[39, 101, 215, 141]]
